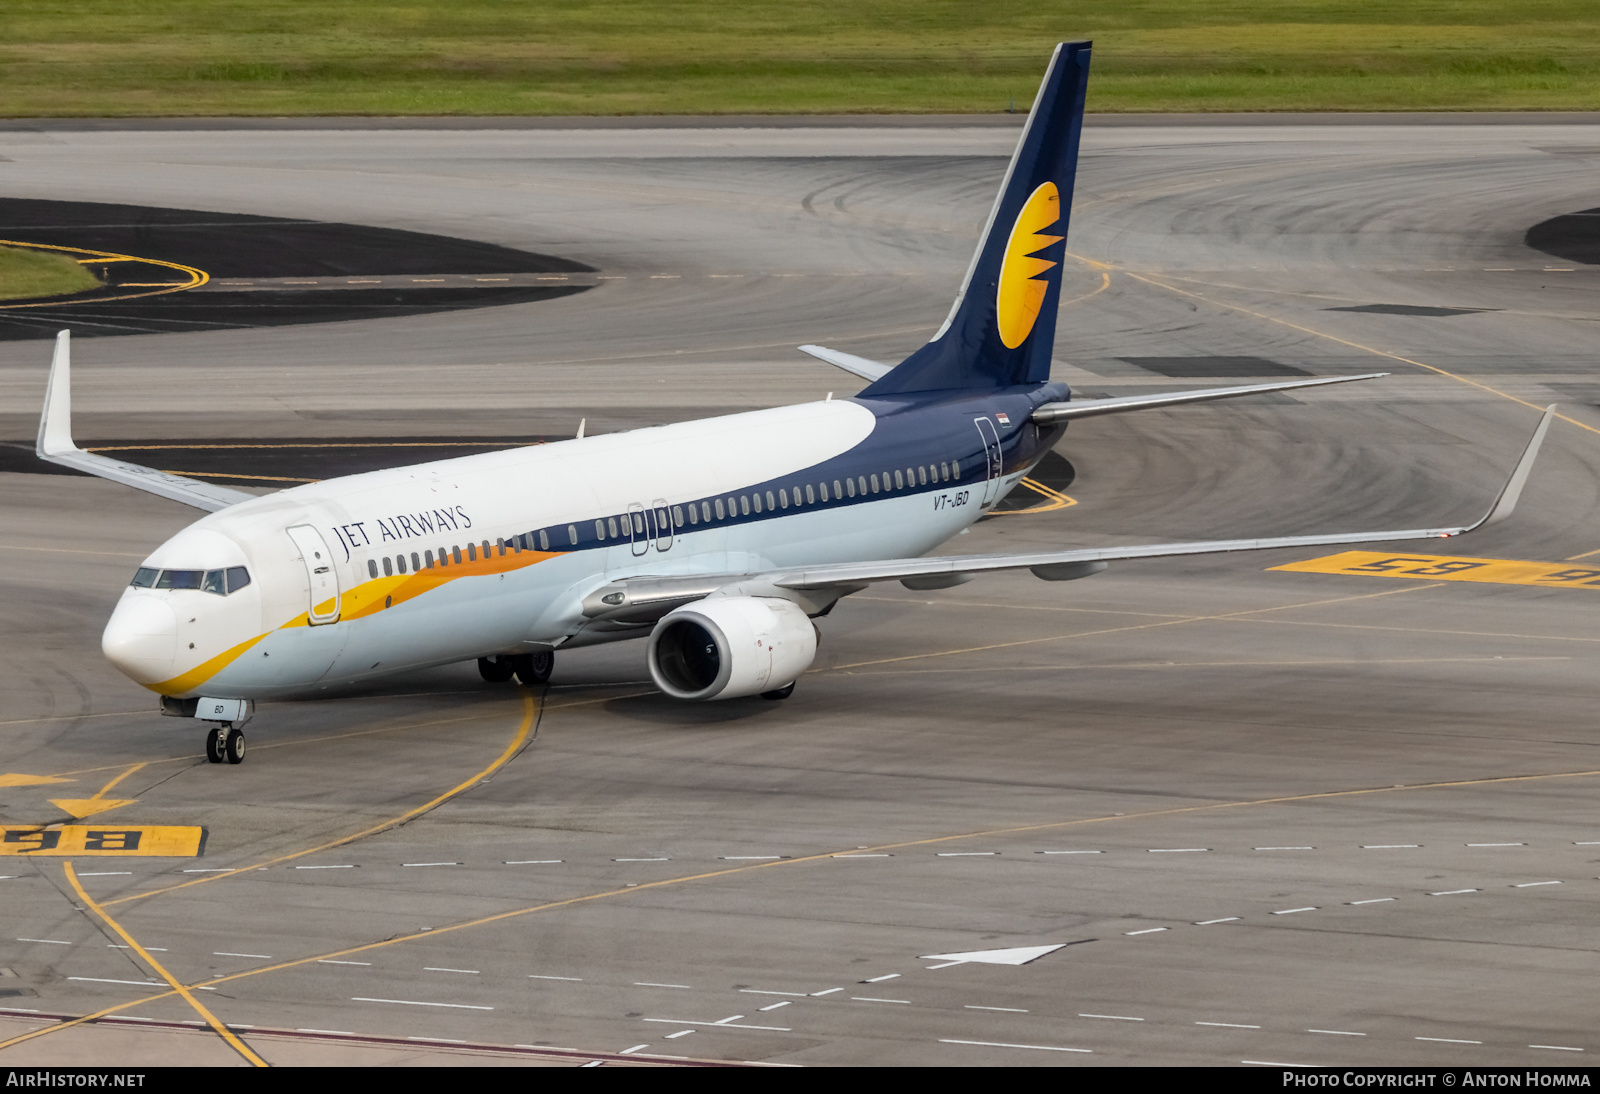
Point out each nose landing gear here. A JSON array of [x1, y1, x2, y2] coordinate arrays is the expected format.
[[203, 725, 247, 764]]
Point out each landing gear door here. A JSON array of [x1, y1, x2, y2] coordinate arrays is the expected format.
[[286, 524, 341, 625], [974, 417, 1003, 506]]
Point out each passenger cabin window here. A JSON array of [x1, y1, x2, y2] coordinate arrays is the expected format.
[[608, 517, 619, 538], [740, 495, 750, 516], [752, 493, 762, 514], [410, 552, 420, 572], [567, 525, 578, 545], [382, 557, 394, 577], [870, 474, 880, 493], [453, 546, 463, 564], [806, 484, 816, 504], [715, 498, 725, 520], [398, 555, 408, 574], [539, 529, 551, 550]]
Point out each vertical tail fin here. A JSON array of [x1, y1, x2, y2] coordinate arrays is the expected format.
[[861, 41, 1091, 396]]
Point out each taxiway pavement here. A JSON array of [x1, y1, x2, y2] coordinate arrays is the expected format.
[[1, 119, 1598, 1066]]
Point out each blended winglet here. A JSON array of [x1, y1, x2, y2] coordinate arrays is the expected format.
[[36, 330, 255, 513], [1457, 404, 1555, 533]]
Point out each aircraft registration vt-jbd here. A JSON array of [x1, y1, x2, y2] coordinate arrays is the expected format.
[[39, 42, 1550, 765]]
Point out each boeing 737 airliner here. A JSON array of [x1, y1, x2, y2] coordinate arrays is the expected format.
[[38, 42, 1550, 764]]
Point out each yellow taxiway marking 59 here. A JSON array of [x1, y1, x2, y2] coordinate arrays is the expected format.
[[1273, 551, 1600, 590], [0, 825, 203, 856]]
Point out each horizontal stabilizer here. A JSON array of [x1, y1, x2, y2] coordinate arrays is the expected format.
[[36, 330, 255, 513], [797, 344, 892, 382], [1032, 372, 1387, 423]]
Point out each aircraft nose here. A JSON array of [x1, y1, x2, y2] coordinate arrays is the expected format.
[[102, 595, 178, 686]]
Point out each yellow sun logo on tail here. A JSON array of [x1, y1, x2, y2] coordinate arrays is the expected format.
[[995, 182, 1063, 349]]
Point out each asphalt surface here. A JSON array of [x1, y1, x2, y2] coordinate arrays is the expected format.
[[0, 121, 1598, 1067]]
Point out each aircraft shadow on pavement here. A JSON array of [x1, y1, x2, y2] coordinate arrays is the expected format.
[[0, 197, 594, 340]]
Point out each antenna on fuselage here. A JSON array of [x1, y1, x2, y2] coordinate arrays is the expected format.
[[576, 417, 586, 439]]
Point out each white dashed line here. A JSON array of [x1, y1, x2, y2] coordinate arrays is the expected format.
[[1416, 1036, 1482, 1044], [529, 975, 582, 982], [476, 278, 509, 282], [720, 856, 783, 861], [1196, 918, 1241, 925], [182, 868, 236, 874], [505, 860, 562, 865], [425, 967, 480, 974], [1363, 845, 1419, 849], [862, 974, 900, 983], [1307, 1029, 1366, 1036], [739, 989, 806, 997], [68, 977, 160, 986], [967, 1006, 1029, 1013], [665, 1030, 694, 1039], [851, 997, 910, 1004], [1243, 1060, 1320, 1068], [297, 1028, 354, 1035], [1348, 898, 1396, 905], [942, 1038, 1090, 1053], [614, 858, 669, 863], [1124, 928, 1167, 936], [1575, 842, 1600, 846], [1272, 907, 1317, 915], [108, 945, 165, 951], [1515, 881, 1561, 887], [643, 1018, 791, 1032], [1197, 1021, 1260, 1029], [937, 852, 997, 857], [758, 1002, 790, 1012], [352, 997, 493, 1010], [408, 1036, 466, 1043], [402, 862, 461, 867], [1468, 843, 1525, 847], [17, 939, 71, 945], [1148, 848, 1209, 853], [1080, 1013, 1143, 1021], [78, 872, 131, 877], [1255, 847, 1314, 851], [1429, 889, 1480, 896], [618, 1044, 649, 1054], [1530, 1045, 1584, 1052], [833, 853, 891, 858], [318, 960, 371, 966], [295, 865, 356, 870], [810, 988, 844, 997], [1038, 850, 1101, 855], [634, 982, 691, 989]]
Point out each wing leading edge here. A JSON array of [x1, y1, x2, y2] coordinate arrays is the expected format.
[[36, 330, 255, 512]]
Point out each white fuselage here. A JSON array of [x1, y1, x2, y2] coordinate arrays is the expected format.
[[102, 397, 1025, 700]]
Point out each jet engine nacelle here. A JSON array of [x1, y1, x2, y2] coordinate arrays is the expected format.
[[646, 595, 817, 700]]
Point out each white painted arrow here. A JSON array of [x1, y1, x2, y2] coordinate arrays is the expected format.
[[919, 944, 1066, 968]]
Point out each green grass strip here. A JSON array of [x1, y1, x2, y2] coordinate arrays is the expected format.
[[0, 245, 102, 302], [2, 2, 1600, 116]]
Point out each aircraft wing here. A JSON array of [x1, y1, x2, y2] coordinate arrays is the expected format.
[[36, 331, 255, 513], [771, 404, 1552, 592], [1031, 372, 1388, 423], [797, 344, 893, 382]]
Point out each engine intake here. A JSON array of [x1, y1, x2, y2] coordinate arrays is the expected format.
[[647, 596, 817, 700]]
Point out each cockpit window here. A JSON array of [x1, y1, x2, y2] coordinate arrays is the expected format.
[[134, 566, 252, 595]]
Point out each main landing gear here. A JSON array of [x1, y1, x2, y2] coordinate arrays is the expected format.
[[204, 724, 246, 764], [478, 651, 554, 686]]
